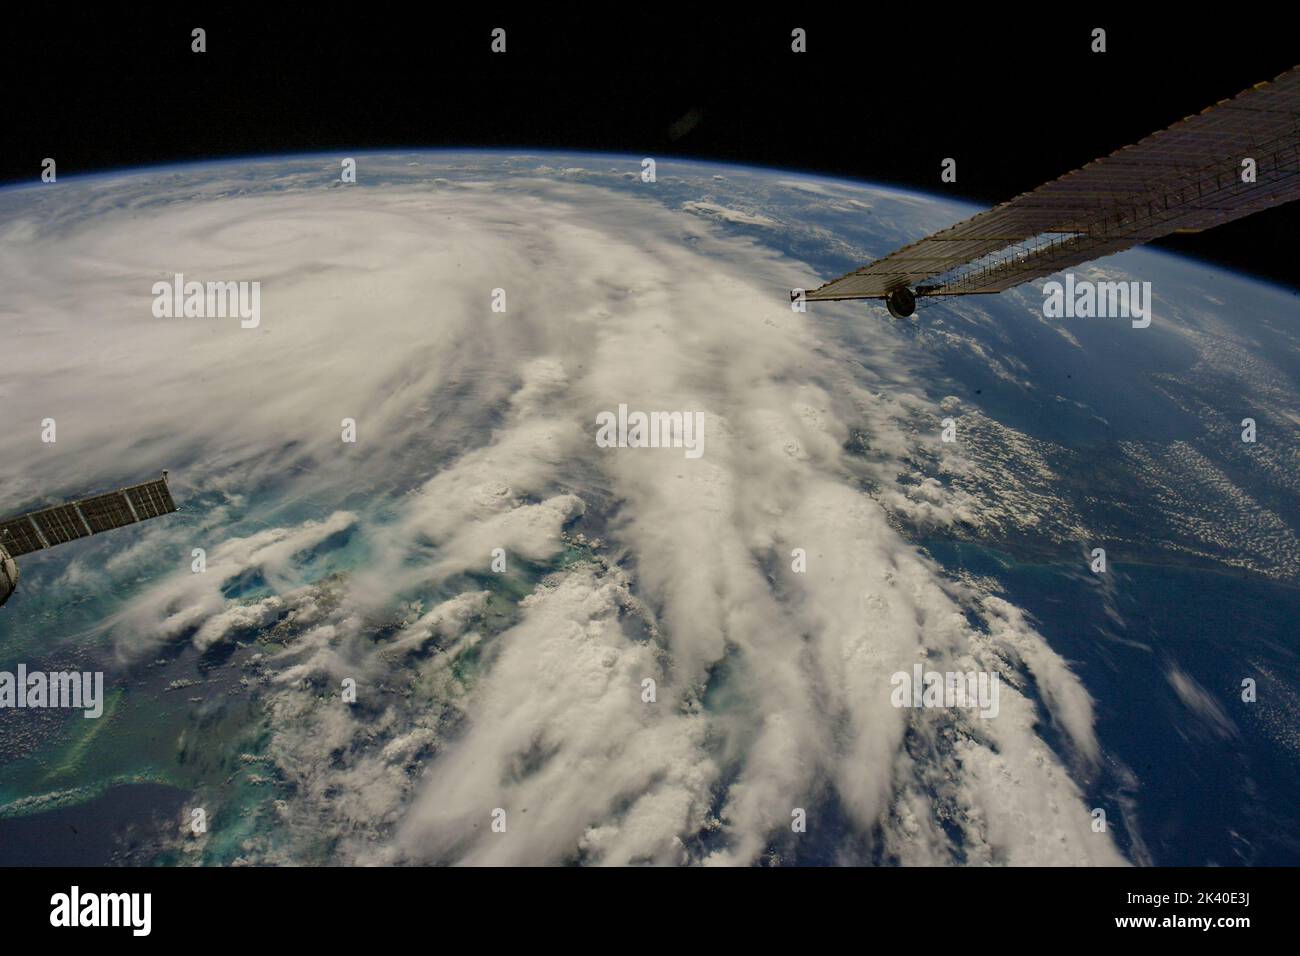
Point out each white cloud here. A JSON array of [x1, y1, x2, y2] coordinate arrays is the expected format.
[[0, 158, 1123, 865]]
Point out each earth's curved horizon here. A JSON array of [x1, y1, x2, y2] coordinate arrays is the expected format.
[[6, 148, 1297, 301], [1, 150, 1297, 866]]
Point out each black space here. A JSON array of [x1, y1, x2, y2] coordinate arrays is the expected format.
[[4, 10, 1297, 287]]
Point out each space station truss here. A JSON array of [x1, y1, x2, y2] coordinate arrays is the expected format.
[[805, 65, 1300, 301], [0, 473, 178, 558]]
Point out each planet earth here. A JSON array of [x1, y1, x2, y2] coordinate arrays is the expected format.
[[0, 151, 1297, 866]]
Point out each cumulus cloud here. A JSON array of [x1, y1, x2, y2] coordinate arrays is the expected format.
[[0, 155, 1123, 865]]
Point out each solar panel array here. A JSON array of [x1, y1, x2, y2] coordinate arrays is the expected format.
[[806, 65, 1300, 301], [0, 475, 178, 558]]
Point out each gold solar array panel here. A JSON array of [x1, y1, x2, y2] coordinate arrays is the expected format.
[[806, 65, 1300, 301], [0, 475, 178, 558]]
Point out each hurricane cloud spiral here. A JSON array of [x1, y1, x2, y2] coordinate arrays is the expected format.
[[0, 154, 1125, 865]]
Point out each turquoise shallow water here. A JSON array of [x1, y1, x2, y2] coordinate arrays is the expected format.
[[1, 150, 1296, 865]]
